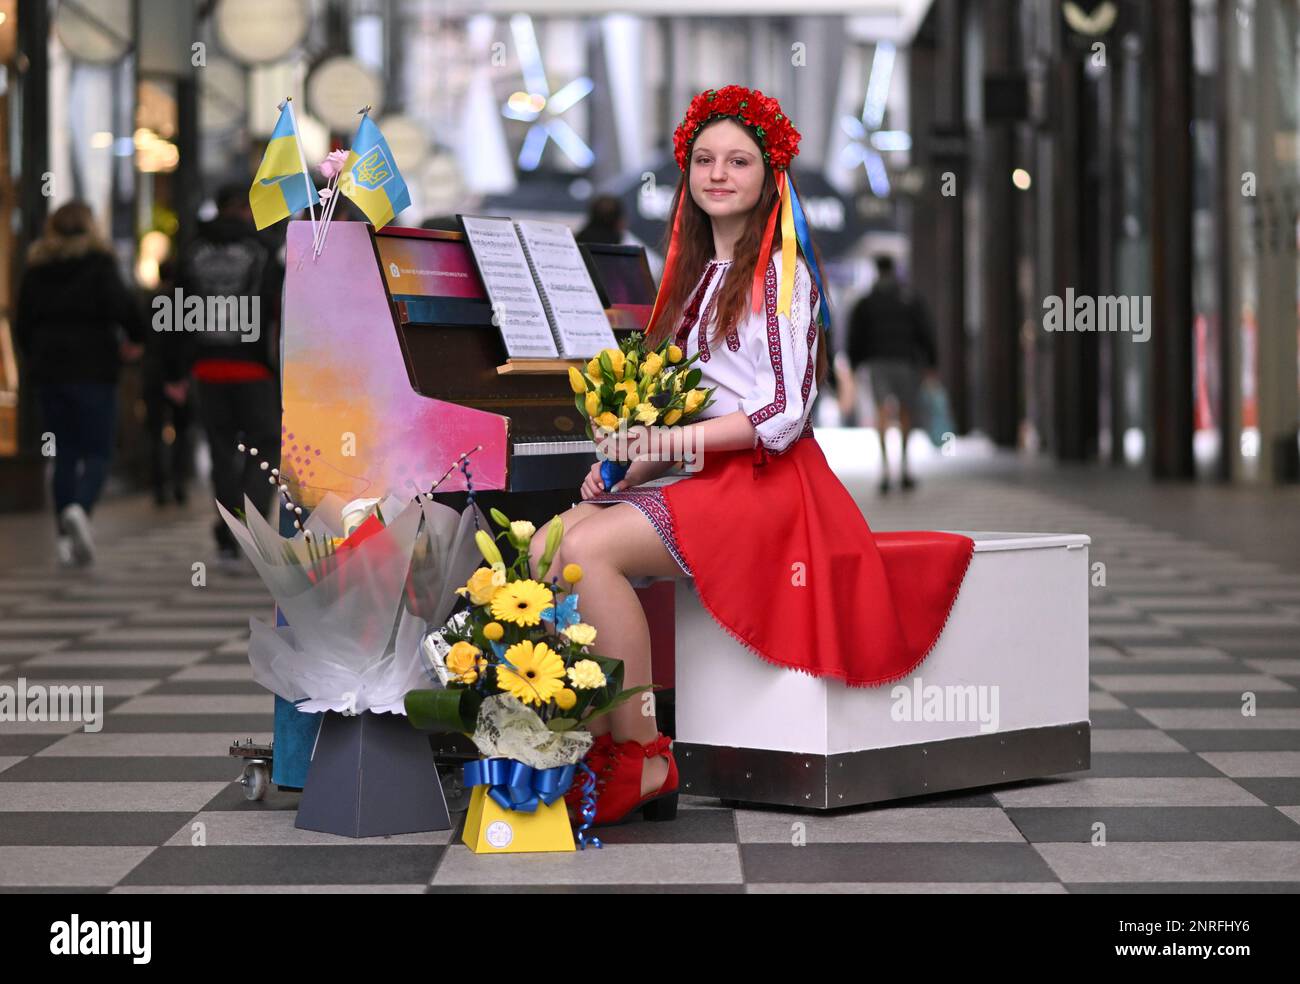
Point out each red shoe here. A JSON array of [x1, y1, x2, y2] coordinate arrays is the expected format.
[[564, 731, 615, 815], [586, 733, 678, 827]]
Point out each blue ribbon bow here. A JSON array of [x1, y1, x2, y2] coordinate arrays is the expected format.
[[462, 757, 577, 813]]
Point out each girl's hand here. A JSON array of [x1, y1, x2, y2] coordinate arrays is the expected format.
[[580, 456, 674, 499]]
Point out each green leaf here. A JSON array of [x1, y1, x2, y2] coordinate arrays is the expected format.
[[405, 688, 481, 733], [683, 368, 702, 390], [579, 684, 656, 726], [546, 717, 579, 732]]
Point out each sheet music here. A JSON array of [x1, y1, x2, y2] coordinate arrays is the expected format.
[[515, 220, 618, 358], [460, 215, 558, 358]]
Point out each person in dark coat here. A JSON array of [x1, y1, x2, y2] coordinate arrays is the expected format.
[[14, 201, 147, 566], [847, 255, 938, 493], [174, 183, 284, 564]]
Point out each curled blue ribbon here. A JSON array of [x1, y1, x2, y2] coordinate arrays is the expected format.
[[462, 757, 576, 814], [575, 760, 602, 850]]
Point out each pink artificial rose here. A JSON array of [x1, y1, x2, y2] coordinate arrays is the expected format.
[[319, 149, 349, 180]]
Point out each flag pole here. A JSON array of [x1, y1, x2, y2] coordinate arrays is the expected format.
[[282, 97, 320, 249], [315, 105, 370, 258]]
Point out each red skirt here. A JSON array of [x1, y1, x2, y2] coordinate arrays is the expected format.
[[586, 434, 975, 687]]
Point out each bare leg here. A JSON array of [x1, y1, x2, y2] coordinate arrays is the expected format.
[[898, 404, 912, 480], [876, 400, 891, 490], [532, 502, 683, 797]]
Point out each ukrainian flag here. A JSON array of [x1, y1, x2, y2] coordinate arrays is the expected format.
[[249, 105, 320, 230], [340, 114, 411, 229]]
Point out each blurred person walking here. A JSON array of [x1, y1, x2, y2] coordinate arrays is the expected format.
[[575, 194, 665, 282], [175, 184, 284, 566], [847, 255, 938, 493], [144, 257, 193, 507], [14, 202, 146, 566]]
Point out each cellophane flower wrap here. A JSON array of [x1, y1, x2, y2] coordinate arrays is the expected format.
[[217, 491, 486, 715]]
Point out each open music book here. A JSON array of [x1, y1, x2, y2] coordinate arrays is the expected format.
[[459, 214, 618, 361]]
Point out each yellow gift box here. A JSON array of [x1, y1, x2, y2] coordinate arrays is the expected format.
[[462, 785, 576, 854]]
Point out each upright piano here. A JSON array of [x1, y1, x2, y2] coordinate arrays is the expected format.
[[278, 219, 656, 524]]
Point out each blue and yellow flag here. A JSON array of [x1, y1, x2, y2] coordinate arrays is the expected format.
[[340, 114, 411, 229], [249, 104, 320, 230]]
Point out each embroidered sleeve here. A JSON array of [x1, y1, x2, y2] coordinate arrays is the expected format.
[[739, 256, 820, 454]]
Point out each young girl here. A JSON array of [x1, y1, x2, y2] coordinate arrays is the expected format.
[[529, 86, 974, 827]]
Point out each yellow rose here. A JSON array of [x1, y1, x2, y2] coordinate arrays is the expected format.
[[456, 567, 501, 606], [446, 641, 483, 678], [554, 688, 577, 711], [684, 388, 705, 413], [667, 344, 683, 363], [662, 408, 682, 426], [563, 622, 597, 647]]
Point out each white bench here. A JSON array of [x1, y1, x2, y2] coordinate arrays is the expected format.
[[666, 531, 1091, 809]]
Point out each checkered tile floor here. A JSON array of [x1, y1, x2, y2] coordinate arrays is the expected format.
[[2, 437, 1299, 892]]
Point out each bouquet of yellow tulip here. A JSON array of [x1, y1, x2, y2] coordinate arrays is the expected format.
[[567, 331, 716, 489], [405, 507, 652, 850]]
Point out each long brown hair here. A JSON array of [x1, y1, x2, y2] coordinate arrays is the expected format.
[[646, 117, 831, 386]]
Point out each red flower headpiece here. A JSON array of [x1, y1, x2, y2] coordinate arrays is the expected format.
[[672, 85, 801, 173]]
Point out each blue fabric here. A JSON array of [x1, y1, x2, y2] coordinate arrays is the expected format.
[[921, 378, 956, 448], [270, 506, 321, 788], [38, 382, 117, 527]]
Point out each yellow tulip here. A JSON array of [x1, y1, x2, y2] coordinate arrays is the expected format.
[[684, 388, 705, 413], [593, 412, 619, 432], [667, 344, 683, 363], [584, 390, 600, 416], [640, 352, 664, 378], [662, 408, 682, 425], [567, 366, 587, 394]]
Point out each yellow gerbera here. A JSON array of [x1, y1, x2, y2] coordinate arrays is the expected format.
[[489, 579, 552, 626], [497, 640, 567, 705]]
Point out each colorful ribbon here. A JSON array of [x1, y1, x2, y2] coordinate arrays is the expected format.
[[462, 757, 576, 814], [786, 177, 832, 333]]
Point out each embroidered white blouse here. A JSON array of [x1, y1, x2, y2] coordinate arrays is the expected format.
[[673, 246, 822, 454]]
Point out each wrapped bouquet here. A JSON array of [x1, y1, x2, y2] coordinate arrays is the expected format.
[[217, 491, 484, 716], [406, 507, 652, 851], [567, 331, 716, 488]]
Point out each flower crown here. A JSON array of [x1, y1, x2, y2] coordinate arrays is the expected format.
[[672, 85, 801, 173]]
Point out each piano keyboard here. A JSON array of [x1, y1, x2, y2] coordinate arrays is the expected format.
[[512, 438, 597, 456]]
